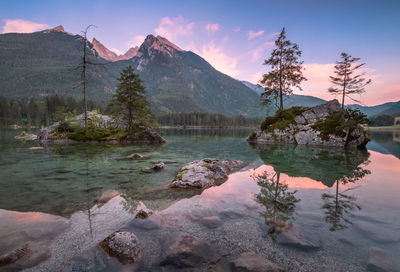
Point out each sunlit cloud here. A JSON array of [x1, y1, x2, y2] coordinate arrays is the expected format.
[[189, 40, 239, 77], [2, 19, 49, 33], [205, 23, 219, 32], [127, 35, 145, 48], [251, 71, 264, 84], [248, 30, 264, 40], [154, 16, 194, 40]]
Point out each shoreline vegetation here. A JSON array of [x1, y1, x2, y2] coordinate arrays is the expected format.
[[364, 125, 400, 131]]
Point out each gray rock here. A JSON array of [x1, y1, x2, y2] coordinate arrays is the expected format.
[[127, 153, 146, 159], [160, 234, 217, 268], [367, 247, 400, 272], [99, 231, 141, 264], [276, 224, 320, 250], [134, 201, 154, 219], [302, 110, 317, 123], [14, 134, 37, 140], [294, 115, 306, 124], [97, 189, 119, 206], [151, 162, 165, 170], [231, 252, 285, 272], [170, 158, 243, 189]]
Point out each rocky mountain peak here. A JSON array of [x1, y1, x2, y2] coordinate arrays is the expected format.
[[139, 34, 183, 57], [92, 38, 119, 61]]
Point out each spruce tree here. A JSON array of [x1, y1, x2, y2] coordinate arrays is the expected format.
[[260, 28, 306, 111], [109, 66, 152, 134], [328, 53, 372, 108]]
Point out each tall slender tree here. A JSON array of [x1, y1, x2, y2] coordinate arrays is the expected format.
[[260, 27, 306, 111], [328, 53, 372, 109], [109, 66, 152, 134]]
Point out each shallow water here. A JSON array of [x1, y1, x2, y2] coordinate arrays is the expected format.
[[0, 128, 399, 271]]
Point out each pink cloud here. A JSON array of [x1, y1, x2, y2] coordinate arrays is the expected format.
[[232, 26, 241, 32], [248, 30, 264, 40], [205, 23, 220, 32], [2, 19, 49, 34], [154, 16, 194, 40]]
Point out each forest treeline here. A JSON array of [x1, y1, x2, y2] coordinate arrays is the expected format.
[[0, 95, 104, 127], [157, 112, 262, 127], [0, 96, 262, 128]]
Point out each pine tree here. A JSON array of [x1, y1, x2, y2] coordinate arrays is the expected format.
[[109, 66, 152, 134], [260, 28, 306, 111], [328, 53, 372, 108]]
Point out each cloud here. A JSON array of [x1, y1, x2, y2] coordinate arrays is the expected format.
[[232, 26, 241, 32], [127, 35, 145, 48], [248, 30, 264, 40], [251, 71, 264, 84], [111, 48, 123, 55], [205, 23, 220, 32], [190, 40, 239, 77], [2, 19, 49, 34], [154, 16, 194, 40]]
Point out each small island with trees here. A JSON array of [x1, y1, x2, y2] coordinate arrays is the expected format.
[[248, 28, 371, 148], [37, 66, 165, 144]]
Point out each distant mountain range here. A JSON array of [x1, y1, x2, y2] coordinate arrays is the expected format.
[[0, 25, 398, 117], [243, 81, 400, 117]]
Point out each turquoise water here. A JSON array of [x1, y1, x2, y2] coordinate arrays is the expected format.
[[0, 128, 399, 271]]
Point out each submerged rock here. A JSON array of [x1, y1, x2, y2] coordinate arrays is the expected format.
[[14, 134, 37, 140], [276, 224, 320, 250], [160, 234, 217, 268], [134, 201, 154, 219], [247, 100, 369, 148], [0, 242, 51, 270], [99, 231, 141, 264], [141, 162, 165, 173], [170, 158, 243, 189], [126, 153, 146, 159], [230, 252, 284, 272], [367, 247, 400, 272]]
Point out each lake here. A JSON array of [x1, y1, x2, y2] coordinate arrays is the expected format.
[[0, 128, 399, 271]]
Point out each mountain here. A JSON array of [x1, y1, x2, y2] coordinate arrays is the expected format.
[[241, 80, 264, 95], [92, 38, 138, 61], [348, 101, 400, 117], [0, 27, 261, 116]]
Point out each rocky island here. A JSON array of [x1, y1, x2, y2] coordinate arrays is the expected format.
[[247, 100, 370, 148], [37, 111, 165, 144]]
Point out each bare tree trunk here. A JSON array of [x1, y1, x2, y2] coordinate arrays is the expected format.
[[82, 27, 89, 132]]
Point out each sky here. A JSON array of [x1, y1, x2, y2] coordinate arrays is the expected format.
[[1, 0, 399, 106]]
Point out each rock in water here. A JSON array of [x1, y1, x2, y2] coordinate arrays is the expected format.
[[367, 247, 400, 272], [99, 231, 141, 264], [170, 158, 243, 189], [126, 153, 146, 159], [14, 134, 37, 140], [141, 162, 166, 173], [97, 190, 119, 206], [0, 242, 51, 270], [247, 99, 370, 148], [160, 234, 217, 268], [276, 224, 320, 251], [134, 201, 154, 219], [230, 252, 284, 272]]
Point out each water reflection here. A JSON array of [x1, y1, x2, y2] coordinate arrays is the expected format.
[[249, 143, 371, 187], [253, 171, 300, 241]]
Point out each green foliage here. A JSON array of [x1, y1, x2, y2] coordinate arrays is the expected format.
[[312, 109, 365, 141], [201, 164, 211, 170], [108, 66, 153, 134], [21, 131, 26, 136], [176, 169, 189, 180], [345, 108, 369, 124], [369, 114, 395, 127], [260, 106, 307, 132], [248, 131, 257, 140], [260, 28, 306, 110]]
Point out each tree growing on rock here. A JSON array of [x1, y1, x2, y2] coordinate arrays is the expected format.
[[328, 53, 372, 109], [260, 27, 306, 111], [109, 66, 152, 134]]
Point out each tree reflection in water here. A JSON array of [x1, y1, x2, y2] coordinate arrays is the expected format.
[[321, 161, 371, 231], [253, 171, 300, 241]]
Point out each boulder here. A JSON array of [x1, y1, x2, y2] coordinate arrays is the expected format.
[[170, 158, 243, 189], [247, 99, 369, 148], [367, 247, 400, 272], [160, 234, 217, 268], [134, 201, 154, 219], [97, 189, 119, 206], [99, 231, 141, 264], [276, 224, 320, 250], [199, 216, 222, 229], [230, 252, 284, 272], [141, 162, 165, 173]]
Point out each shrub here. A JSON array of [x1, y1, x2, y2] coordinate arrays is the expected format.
[[260, 106, 307, 132]]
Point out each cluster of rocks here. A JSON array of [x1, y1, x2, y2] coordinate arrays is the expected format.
[[170, 158, 243, 189], [248, 100, 369, 148]]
